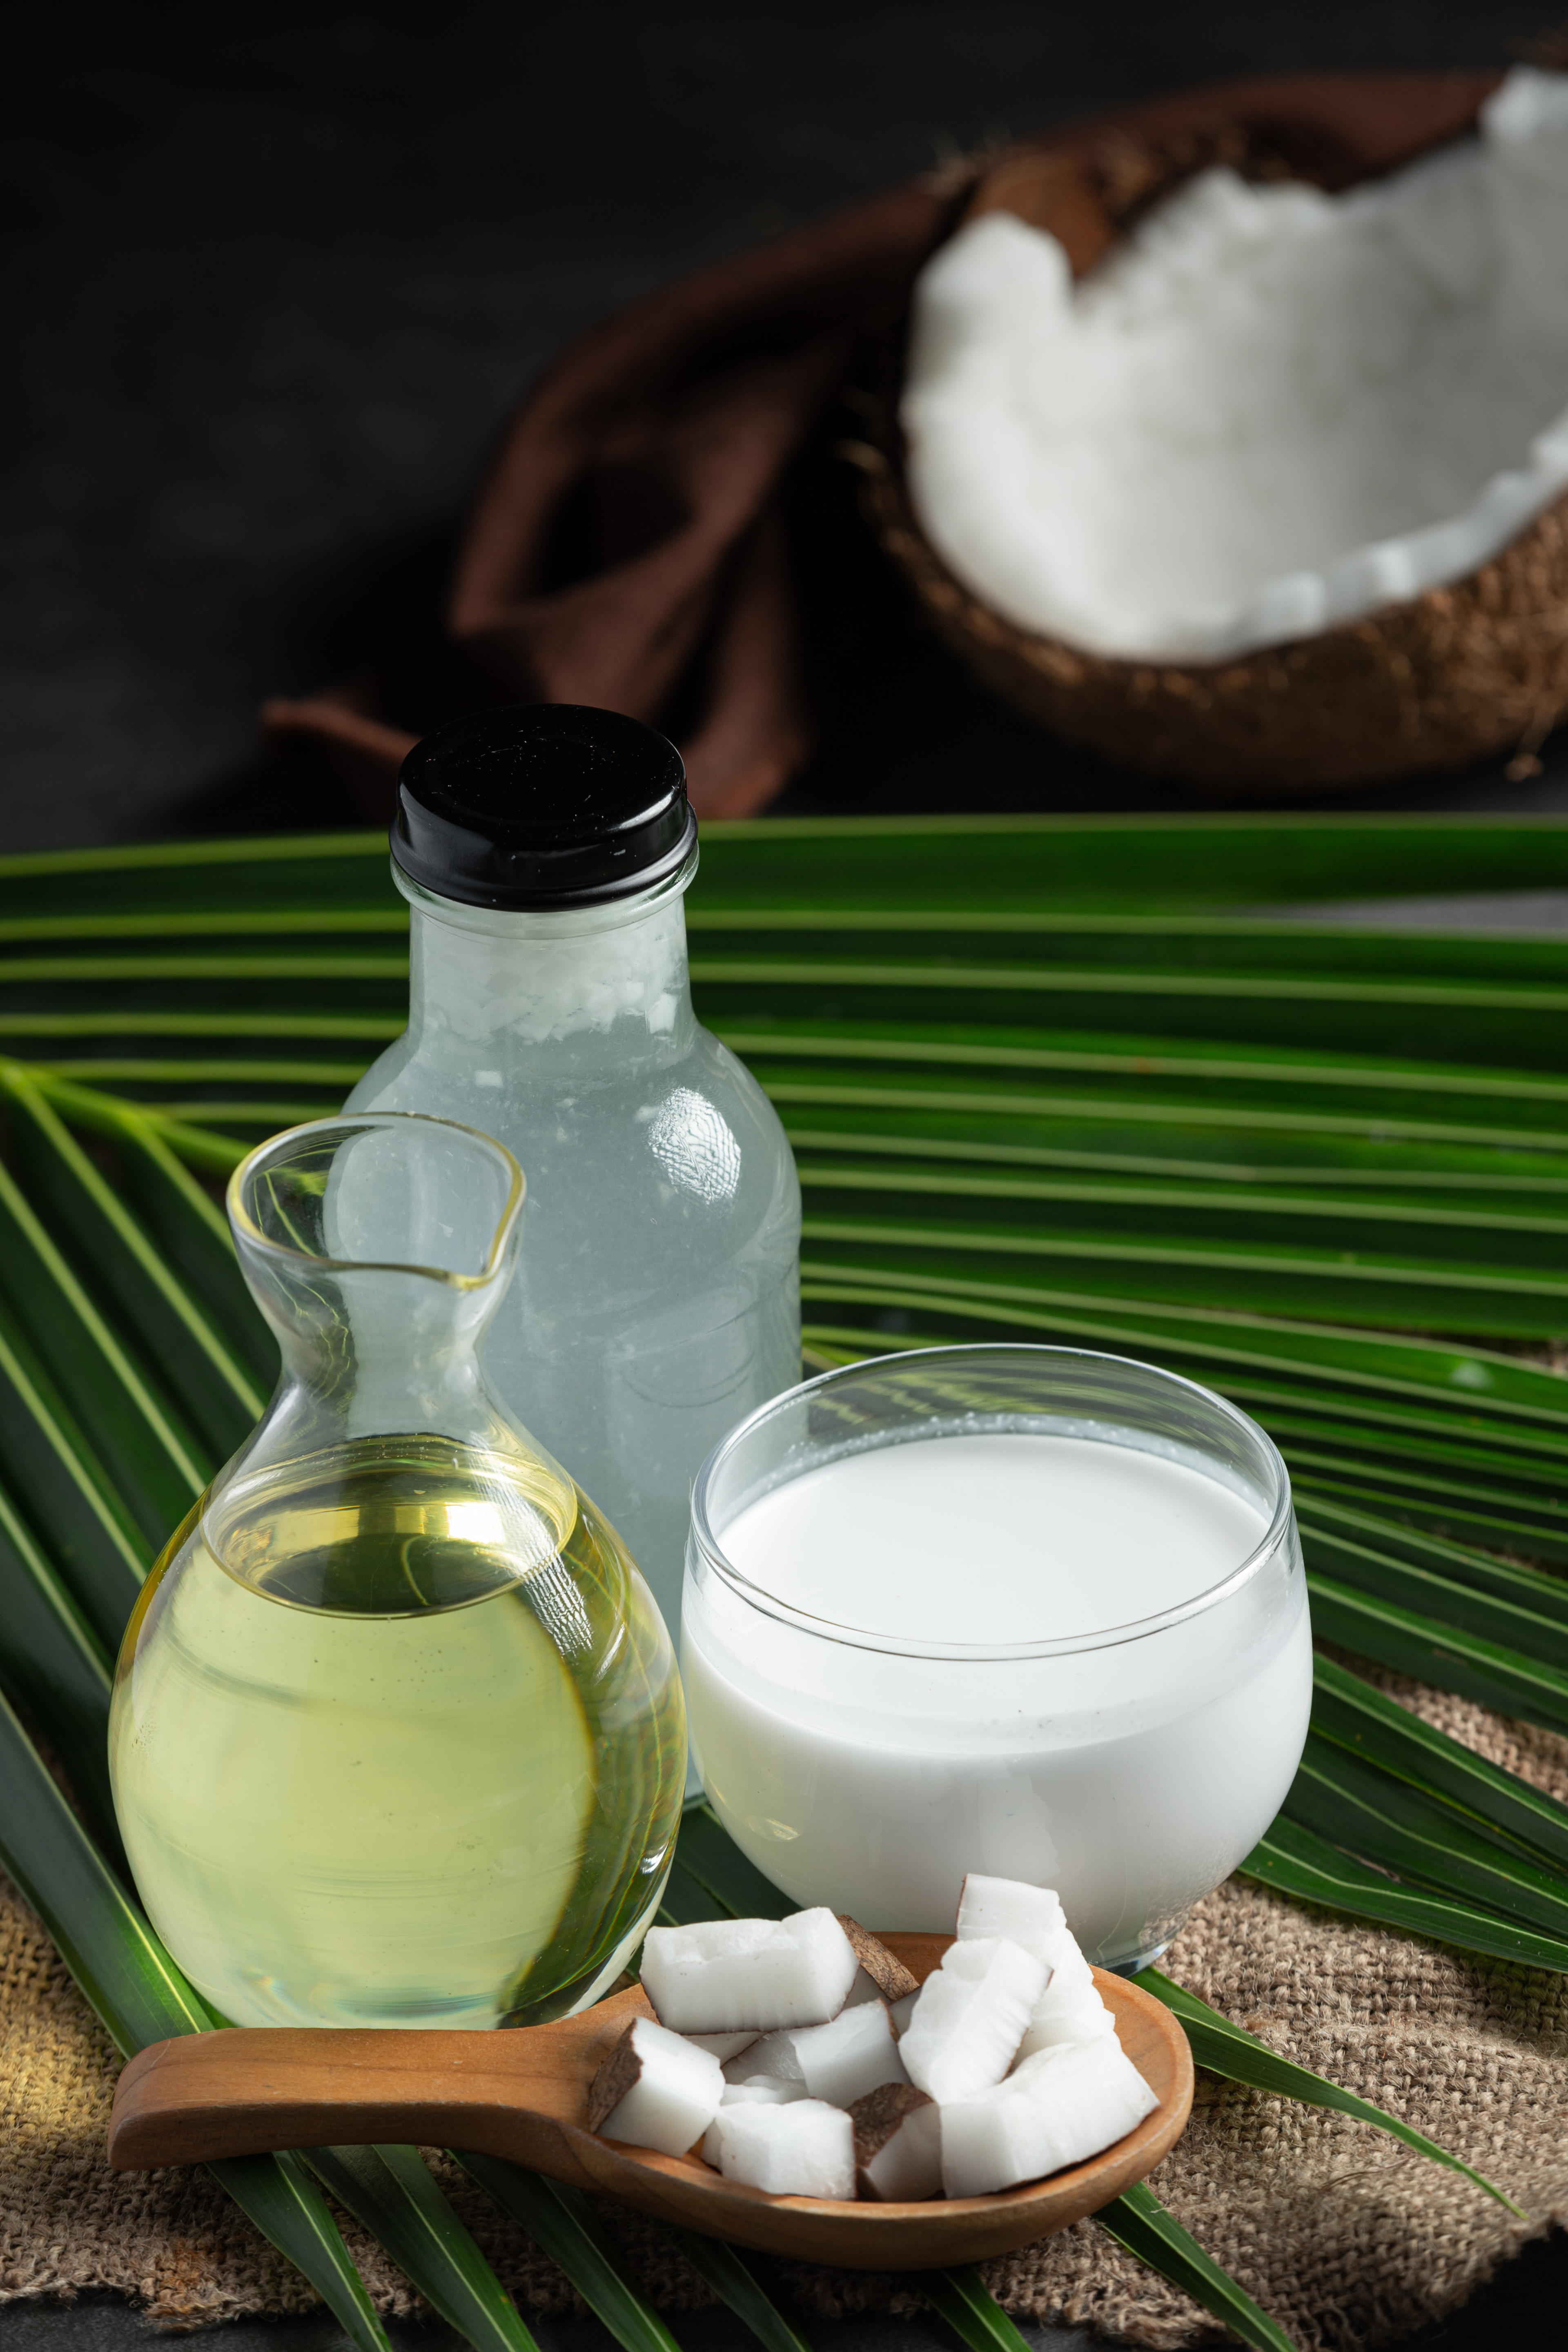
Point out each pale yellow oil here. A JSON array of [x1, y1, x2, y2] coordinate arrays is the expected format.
[[109, 1437, 686, 2029]]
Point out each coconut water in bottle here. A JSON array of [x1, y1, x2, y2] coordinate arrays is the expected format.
[[346, 705, 802, 1665]]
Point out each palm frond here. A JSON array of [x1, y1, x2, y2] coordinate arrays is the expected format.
[[6, 816, 1568, 2348], [1310, 1654, 1568, 1871], [918, 2266, 1039, 2352], [1242, 1816, 1568, 1967], [305, 2147, 541, 2352], [455, 2158, 685, 2352], [662, 2230, 816, 2352]]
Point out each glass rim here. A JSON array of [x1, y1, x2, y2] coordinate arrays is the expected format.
[[688, 1341, 1295, 1660], [227, 1112, 526, 1290]]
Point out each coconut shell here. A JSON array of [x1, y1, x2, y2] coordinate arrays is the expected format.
[[868, 71, 1568, 793], [836, 1914, 921, 2002], [586, 2020, 644, 2131]]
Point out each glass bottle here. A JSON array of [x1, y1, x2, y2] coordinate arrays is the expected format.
[[109, 1112, 686, 2030], [345, 705, 802, 1656]]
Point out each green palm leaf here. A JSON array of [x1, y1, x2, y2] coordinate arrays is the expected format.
[[455, 2158, 682, 2352], [0, 1145, 205, 1540], [1309, 1654, 1568, 1873], [9, 815, 1568, 2352], [305, 2147, 539, 2352], [0, 1066, 264, 1455], [663, 2231, 815, 2352], [1281, 1737, 1568, 1940], [1299, 1509, 1568, 1656], [0, 1470, 119, 1859], [673, 1801, 802, 1920], [0, 1301, 151, 1646], [1305, 1570, 1568, 1737], [919, 2266, 1038, 2352], [1241, 1816, 1568, 1969]]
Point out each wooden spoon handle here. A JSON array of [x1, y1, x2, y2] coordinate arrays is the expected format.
[[108, 1999, 646, 2175]]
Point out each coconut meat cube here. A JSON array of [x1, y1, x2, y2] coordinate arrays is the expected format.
[[700, 2076, 806, 2165], [1016, 1979, 1118, 2060], [723, 2027, 806, 2087], [709, 2097, 857, 2200], [956, 1873, 1095, 1987], [588, 2016, 723, 2158], [899, 1936, 1046, 2103], [789, 1997, 909, 2108], [956, 1874, 1114, 2061], [940, 2036, 1160, 2198], [851, 2082, 942, 2201], [640, 1908, 858, 2033], [955, 1874, 1067, 1960]]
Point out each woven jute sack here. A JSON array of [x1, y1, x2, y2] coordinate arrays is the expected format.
[[2, 1668, 1565, 2349]]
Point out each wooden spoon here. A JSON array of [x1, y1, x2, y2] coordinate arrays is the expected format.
[[107, 1933, 1192, 2268]]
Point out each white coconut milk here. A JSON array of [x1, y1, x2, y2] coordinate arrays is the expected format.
[[683, 1430, 1310, 1969]]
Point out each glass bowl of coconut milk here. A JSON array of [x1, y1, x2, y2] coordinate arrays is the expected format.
[[682, 1345, 1310, 1973]]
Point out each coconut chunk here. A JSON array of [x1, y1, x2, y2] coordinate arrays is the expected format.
[[1016, 1978, 1118, 2060], [954, 1873, 1091, 1985], [954, 1875, 1114, 2056], [723, 2028, 806, 2087], [898, 1936, 1046, 2103], [850, 2082, 942, 2201], [956, 1874, 1068, 1960], [709, 2097, 857, 2200], [588, 2016, 723, 2157], [940, 2038, 1160, 2199], [835, 1915, 921, 2003], [700, 2076, 807, 2165], [640, 1909, 858, 2033], [685, 2029, 760, 2063], [789, 1998, 909, 2108]]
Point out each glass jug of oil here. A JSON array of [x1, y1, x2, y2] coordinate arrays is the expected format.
[[108, 1111, 686, 2030]]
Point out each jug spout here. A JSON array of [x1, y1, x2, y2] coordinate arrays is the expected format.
[[228, 1112, 528, 1459]]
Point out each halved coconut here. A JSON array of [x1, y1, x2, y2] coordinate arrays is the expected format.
[[866, 66, 1568, 791]]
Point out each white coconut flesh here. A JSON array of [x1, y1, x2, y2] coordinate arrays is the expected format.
[[902, 67, 1568, 662], [610, 1878, 1150, 2202]]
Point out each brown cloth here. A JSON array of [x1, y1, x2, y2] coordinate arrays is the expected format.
[[2, 1665, 1565, 2350], [262, 70, 1499, 825]]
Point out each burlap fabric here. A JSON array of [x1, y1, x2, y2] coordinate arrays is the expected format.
[[3, 1667, 1565, 2348]]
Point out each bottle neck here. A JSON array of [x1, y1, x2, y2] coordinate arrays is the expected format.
[[398, 859, 699, 1080]]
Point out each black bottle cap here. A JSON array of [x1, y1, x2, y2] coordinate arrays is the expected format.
[[391, 704, 697, 910]]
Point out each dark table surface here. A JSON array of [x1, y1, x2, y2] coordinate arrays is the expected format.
[[5, 2, 1568, 2343]]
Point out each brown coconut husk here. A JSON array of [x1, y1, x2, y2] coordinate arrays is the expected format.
[[865, 74, 1568, 793]]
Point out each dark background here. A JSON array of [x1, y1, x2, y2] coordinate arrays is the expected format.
[[12, 0, 1568, 854], [4, 5, 1568, 2344]]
